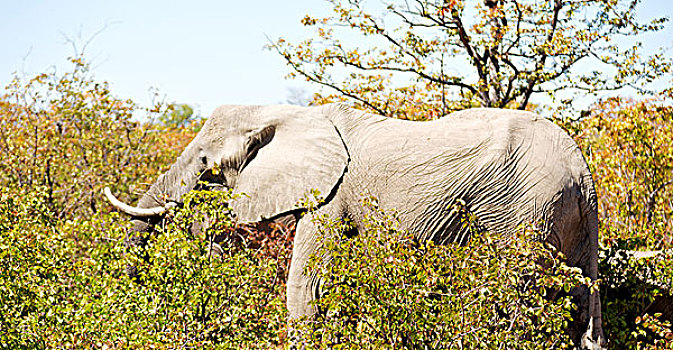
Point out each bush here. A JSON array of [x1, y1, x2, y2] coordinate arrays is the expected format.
[[599, 241, 673, 349], [564, 97, 673, 349], [0, 57, 196, 220], [0, 186, 286, 349], [0, 56, 287, 349], [125, 189, 287, 348], [294, 196, 586, 349]]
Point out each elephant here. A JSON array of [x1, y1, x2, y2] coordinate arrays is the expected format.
[[105, 104, 604, 349]]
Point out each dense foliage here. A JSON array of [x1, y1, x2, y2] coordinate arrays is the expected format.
[[294, 197, 584, 349], [575, 98, 673, 248], [568, 98, 673, 349], [0, 185, 288, 348], [0, 58, 196, 220]]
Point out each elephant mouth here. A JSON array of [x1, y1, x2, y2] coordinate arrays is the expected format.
[[197, 168, 231, 190]]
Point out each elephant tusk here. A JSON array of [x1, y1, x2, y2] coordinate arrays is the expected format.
[[103, 187, 175, 217]]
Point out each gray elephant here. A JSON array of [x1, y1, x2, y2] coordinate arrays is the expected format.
[[105, 104, 604, 348]]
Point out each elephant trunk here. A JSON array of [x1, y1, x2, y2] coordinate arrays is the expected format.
[[105, 143, 204, 218]]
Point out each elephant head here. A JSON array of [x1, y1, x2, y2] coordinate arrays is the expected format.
[[105, 104, 349, 245]]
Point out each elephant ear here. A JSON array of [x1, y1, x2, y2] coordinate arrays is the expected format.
[[231, 105, 348, 223]]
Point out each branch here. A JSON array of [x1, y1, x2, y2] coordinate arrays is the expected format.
[[503, 0, 524, 54], [518, 0, 562, 110], [646, 178, 673, 224], [326, 54, 478, 94], [501, 57, 520, 104], [403, 1, 484, 84], [450, 11, 489, 104], [273, 54, 389, 116], [358, 9, 479, 96], [389, 2, 444, 29]]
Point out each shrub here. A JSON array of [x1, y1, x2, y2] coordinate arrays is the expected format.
[[575, 98, 673, 248], [0, 186, 286, 349], [0, 57, 285, 349], [294, 196, 586, 349], [565, 97, 673, 349], [0, 57, 196, 220], [125, 188, 287, 348], [599, 241, 673, 349]]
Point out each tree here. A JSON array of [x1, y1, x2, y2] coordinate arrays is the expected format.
[[159, 102, 197, 128], [271, 0, 671, 119], [574, 98, 673, 248], [285, 87, 312, 106]]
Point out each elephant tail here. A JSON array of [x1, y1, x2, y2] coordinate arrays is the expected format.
[[578, 170, 606, 348]]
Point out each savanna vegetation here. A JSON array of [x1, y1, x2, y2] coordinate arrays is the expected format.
[[2, 0, 672, 348]]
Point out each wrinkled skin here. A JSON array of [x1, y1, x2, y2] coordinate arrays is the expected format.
[[112, 104, 604, 348]]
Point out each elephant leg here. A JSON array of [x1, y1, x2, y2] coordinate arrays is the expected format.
[[569, 284, 604, 349], [549, 185, 604, 349], [286, 215, 322, 320], [577, 245, 605, 349], [558, 222, 605, 349], [285, 214, 325, 349], [286, 203, 347, 349]]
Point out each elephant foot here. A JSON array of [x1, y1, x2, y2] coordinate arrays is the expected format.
[[579, 317, 605, 350]]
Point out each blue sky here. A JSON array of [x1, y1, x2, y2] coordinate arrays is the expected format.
[[0, 0, 326, 116], [1, 1, 672, 117]]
